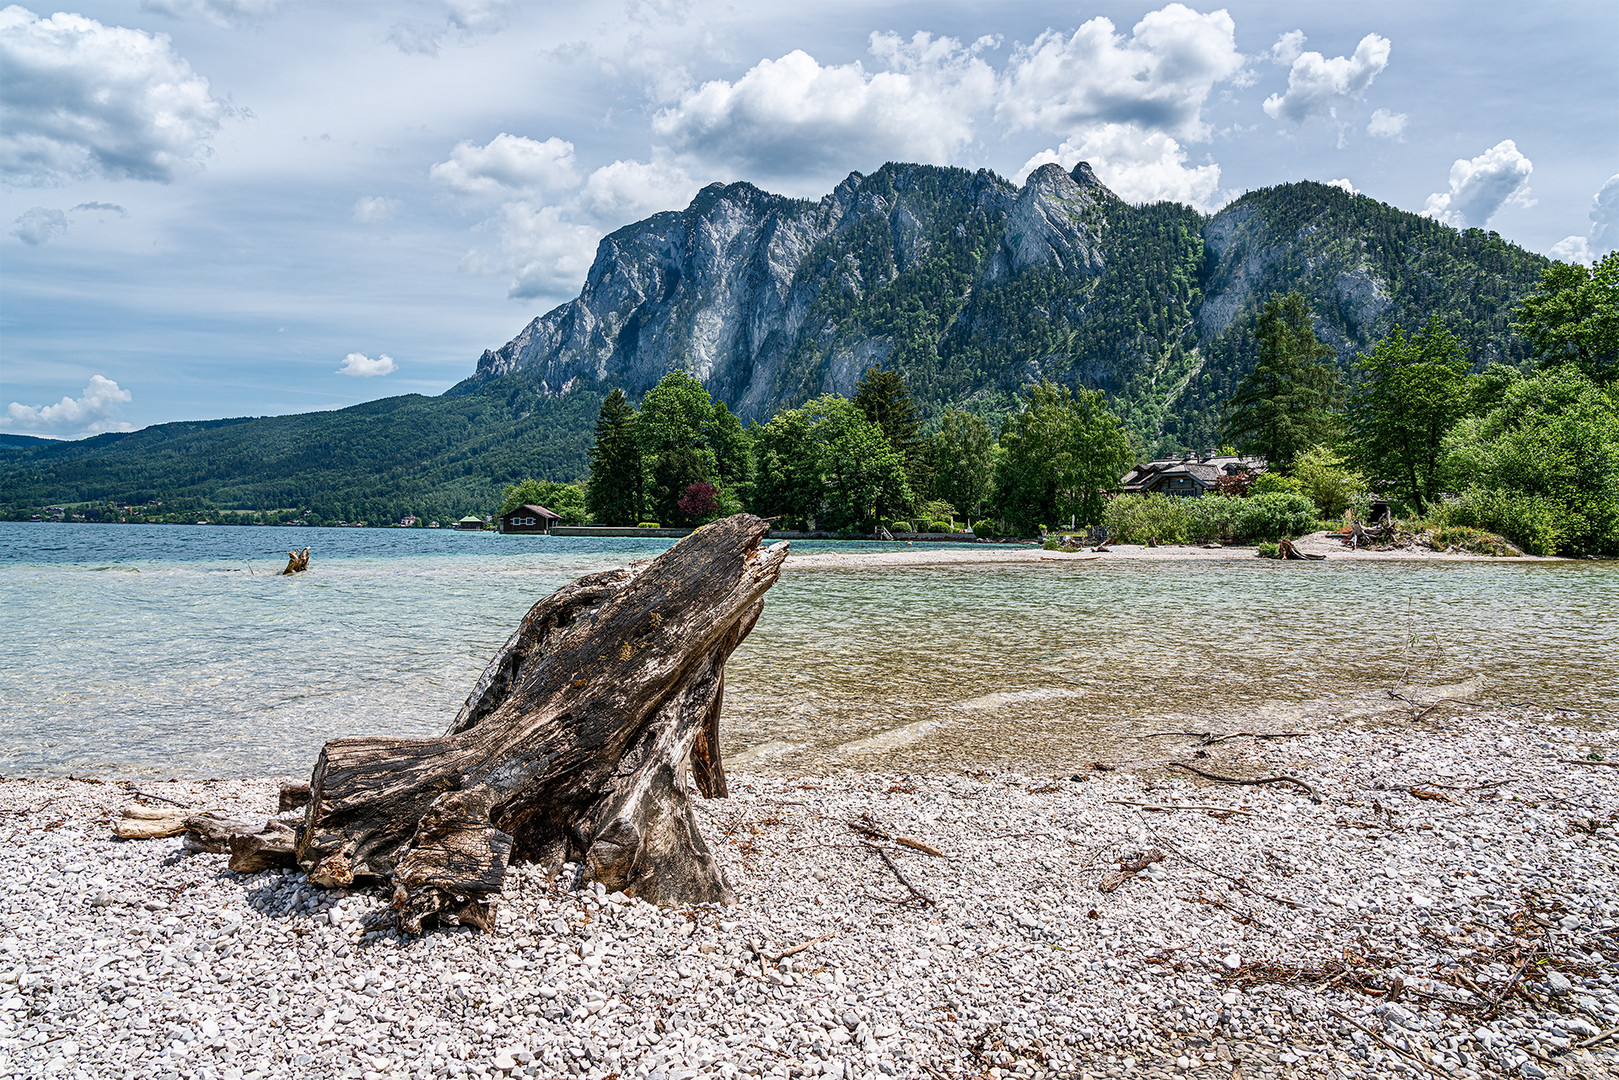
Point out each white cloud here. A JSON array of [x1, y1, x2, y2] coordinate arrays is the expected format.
[[998, 5, 1243, 142], [387, 0, 510, 57], [1548, 235, 1593, 266], [1422, 139, 1534, 228], [0, 7, 223, 184], [1546, 173, 1619, 264], [140, 0, 284, 28], [457, 201, 600, 301], [352, 195, 399, 224], [6, 374, 133, 436], [336, 352, 396, 377], [11, 205, 66, 244], [1325, 177, 1357, 195], [1018, 122, 1224, 211], [1366, 107, 1406, 140], [651, 33, 995, 188], [70, 201, 126, 215], [1263, 33, 1391, 124], [579, 158, 700, 227], [1591, 173, 1619, 252], [429, 134, 578, 199], [1270, 30, 1306, 66]]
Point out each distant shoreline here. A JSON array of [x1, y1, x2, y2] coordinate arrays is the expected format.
[[785, 530, 1571, 569]]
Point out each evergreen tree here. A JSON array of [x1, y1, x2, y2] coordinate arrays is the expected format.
[[853, 366, 930, 501], [931, 409, 994, 528], [1348, 318, 1471, 514], [1219, 292, 1343, 472], [587, 390, 642, 525]]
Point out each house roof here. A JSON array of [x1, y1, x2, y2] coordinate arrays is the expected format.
[[456, 515, 486, 523], [1119, 454, 1264, 491], [506, 503, 561, 519]]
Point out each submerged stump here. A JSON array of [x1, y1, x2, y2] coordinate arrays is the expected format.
[[201, 513, 785, 932]]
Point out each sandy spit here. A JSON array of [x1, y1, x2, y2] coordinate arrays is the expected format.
[[2, 710, 1615, 1080], [784, 532, 1565, 571]]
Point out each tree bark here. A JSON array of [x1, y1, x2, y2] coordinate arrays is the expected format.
[[277, 513, 786, 931]]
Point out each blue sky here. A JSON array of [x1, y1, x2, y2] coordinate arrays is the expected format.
[[2, 0, 1615, 438]]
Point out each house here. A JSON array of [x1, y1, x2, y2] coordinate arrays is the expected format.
[[399, 515, 418, 528], [500, 504, 561, 534], [454, 515, 489, 531], [1119, 451, 1264, 497]]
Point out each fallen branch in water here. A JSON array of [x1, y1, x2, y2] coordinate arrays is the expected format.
[[1167, 761, 1321, 802]]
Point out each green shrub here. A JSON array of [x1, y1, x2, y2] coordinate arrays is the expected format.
[[1103, 493, 1191, 544], [1435, 489, 1562, 556], [1249, 472, 1303, 496], [1429, 524, 1522, 557], [1292, 445, 1366, 518], [1255, 541, 1279, 558], [637, 521, 661, 529], [1231, 492, 1320, 540], [1184, 494, 1238, 542]]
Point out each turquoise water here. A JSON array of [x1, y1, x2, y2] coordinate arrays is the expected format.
[[1, 522, 1613, 778]]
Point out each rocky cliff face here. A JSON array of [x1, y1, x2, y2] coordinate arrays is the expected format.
[[473, 161, 1117, 419], [469, 165, 1547, 450]]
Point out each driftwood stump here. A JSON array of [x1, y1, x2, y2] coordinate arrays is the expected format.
[[208, 513, 785, 932], [280, 547, 311, 575]]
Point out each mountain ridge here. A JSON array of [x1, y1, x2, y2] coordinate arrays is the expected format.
[[3, 161, 1552, 520]]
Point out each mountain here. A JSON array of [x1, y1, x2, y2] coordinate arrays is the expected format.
[[2, 162, 1551, 518], [470, 162, 1548, 447]]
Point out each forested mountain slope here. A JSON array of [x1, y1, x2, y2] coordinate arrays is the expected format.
[[2, 164, 1551, 518]]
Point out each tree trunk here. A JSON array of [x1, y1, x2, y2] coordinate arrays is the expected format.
[[281, 513, 786, 931]]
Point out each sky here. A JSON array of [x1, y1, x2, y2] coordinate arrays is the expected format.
[[2, 0, 1616, 439]]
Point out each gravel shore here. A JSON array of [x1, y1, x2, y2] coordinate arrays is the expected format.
[[785, 533, 1556, 570], [3, 710, 1615, 1080]]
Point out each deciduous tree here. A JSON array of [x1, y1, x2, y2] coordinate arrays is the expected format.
[[1348, 318, 1470, 514], [931, 408, 994, 529], [1513, 252, 1618, 383], [993, 381, 1132, 534]]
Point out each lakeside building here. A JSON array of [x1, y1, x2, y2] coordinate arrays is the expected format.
[[454, 515, 489, 531], [500, 504, 561, 535], [1119, 452, 1264, 497]]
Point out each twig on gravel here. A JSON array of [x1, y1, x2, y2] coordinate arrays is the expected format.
[[862, 841, 935, 906], [121, 786, 188, 807], [1141, 822, 1300, 911], [1106, 799, 1254, 816], [1327, 1007, 1447, 1079], [896, 836, 948, 858], [1571, 1025, 1619, 1050], [1143, 730, 1306, 746], [1166, 761, 1322, 803], [1560, 758, 1619, 768], [766, 933, 835, 963]]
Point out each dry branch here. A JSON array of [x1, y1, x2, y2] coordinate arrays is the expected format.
[[1166, 761, 1322, 802]]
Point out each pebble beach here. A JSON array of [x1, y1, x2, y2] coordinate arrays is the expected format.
[[3, 708, 1615, 1080]]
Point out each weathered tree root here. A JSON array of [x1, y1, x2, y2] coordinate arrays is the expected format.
[[167, 514, 786, 933]]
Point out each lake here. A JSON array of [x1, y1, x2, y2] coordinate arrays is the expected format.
[[1, 521, 1612, 778]]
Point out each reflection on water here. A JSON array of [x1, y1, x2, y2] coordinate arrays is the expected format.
[[1, 522, 1613, 778]]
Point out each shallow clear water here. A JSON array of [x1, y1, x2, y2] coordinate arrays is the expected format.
[[1, 522, 1613, 778]]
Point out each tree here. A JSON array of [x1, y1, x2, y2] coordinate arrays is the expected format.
[[992, 381, 1132, 535], [1348, 318, 1471, 514], [751, 396, 912, 532], [638, 372, 718, 525], [500, 479, 587, 521], [853, 366, 931, 502], [931, 408, 994, 528], [1219, 292, 1343, 472], [1442, 368, 1619, 555], [586, 390, 642, 525], [1512, 251, 1618, 382]]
